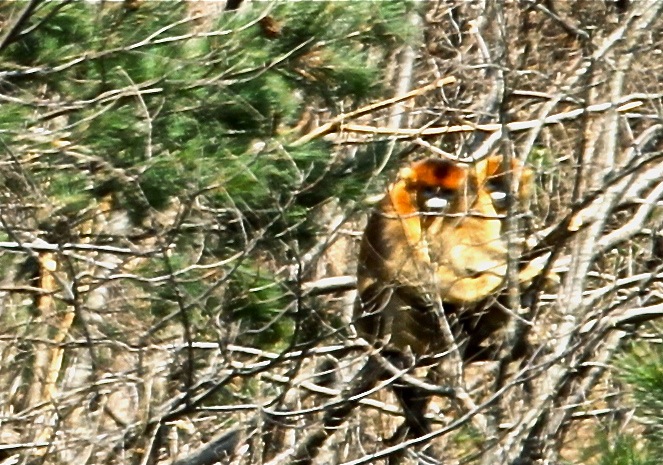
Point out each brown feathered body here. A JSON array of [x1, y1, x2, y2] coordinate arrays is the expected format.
[[290, 156, 540, 459], [355, 156, 534, 359]]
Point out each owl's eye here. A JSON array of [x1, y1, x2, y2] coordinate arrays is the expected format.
[[421, 187, 455, 210], [425, 196, 449, 209], [486, 180, 510, 211]]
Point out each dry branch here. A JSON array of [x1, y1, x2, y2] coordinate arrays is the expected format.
[[171, 425, 248, 465], [292, 76, 457, 146], [333, 99, 642, 141]]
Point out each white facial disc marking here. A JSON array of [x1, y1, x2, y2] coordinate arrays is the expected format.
[[425, 197, 449, 209]]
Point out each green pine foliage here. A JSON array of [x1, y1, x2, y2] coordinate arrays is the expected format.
[[0, 0, 415, 348], [593, 434, 654, 465], [618, 344, 663, 461], [226, 263, 293, 347], [588, 344, 663, 465]]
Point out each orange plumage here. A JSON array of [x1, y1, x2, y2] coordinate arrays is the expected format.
[[353, 155, 540, 440]]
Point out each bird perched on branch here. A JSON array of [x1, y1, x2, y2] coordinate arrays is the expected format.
[[354, 155, 541, 439]]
